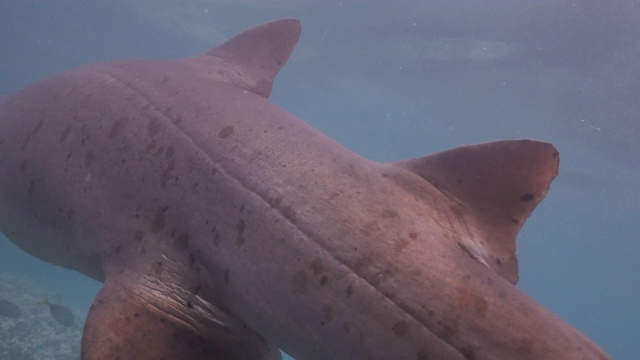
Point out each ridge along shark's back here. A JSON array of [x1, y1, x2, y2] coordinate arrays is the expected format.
[[0, 19, 609, 360]]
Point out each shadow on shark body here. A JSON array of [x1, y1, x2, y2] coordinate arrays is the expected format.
[[0, 19, 609, 360]]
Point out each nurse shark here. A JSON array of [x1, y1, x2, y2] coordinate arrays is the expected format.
[[0, 19, 609, 359]]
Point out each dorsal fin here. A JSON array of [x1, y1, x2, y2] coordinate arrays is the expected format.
[[394, 140, 559, 284], [193, 19, 301, 98]]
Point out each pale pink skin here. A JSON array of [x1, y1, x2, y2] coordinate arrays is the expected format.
[[0, 19, 609, 360]]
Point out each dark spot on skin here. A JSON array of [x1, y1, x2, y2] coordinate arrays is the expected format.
[[355, 256, 373, 270], [218, 126, 234, 139], [393, 238, 410, 254], [60, 125, 72, 143], [436, 318, 459, 341], [520, 193, 534, 201], [392, 321, 410, 337], [109, 117, 129, 138], [322, 304, 334, 323], [359, 331, 366, 345], [408, 232, 417, 240], [460, 346, 475, 359], [516, 338, 534, 355], [270, 196, 283, 208], [456, 286, 489, 317], [151, 206, 169, 233], [84, 151, 94, 168], [345, 285, 353, 297], [416, 345, 430, 360], [342, 322, 351, 333], [155, 146, 165, 157], [160, 158, 176, 187], [174, 232, 189, 250], [381, 209, 398, 218], [134, 231, 144, 241], [186, 301, 193, 309], [27, 179, 36, 197], [292, 270, 308, 295], [281, 205, 296, 223], [165, 146, 174, 159], [235, 220, 246, 247], [21, 134, 31, 151], [147, 139, 157, 152], [188, 253, 195, 265], [114, 245, 121, 255], [224, 268, 230, 284], [309, 258, 324, 275], [320, 275, 328, 286], [124, 146, 137, 159], [152, 261, 163, 275], [66, 209, 75, 220], [32, 119, 44, 135]]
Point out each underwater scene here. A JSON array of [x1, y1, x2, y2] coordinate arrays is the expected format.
[[0, 1, 638, 359]]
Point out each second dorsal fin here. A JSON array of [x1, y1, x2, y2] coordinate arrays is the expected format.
[[394, 140, 559, 284]]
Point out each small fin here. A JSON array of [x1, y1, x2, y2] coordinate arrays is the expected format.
[[394, 140, 559, 284], [197, 18, 301, 98], [82, 273, 281, 359]]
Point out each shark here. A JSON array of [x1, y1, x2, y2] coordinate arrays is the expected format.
[[0, 19, 610, 359]]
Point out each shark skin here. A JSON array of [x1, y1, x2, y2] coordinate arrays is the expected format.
[[0, 19, 609, 360]]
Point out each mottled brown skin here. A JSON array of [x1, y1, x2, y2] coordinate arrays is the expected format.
[[0, 19, 609, 359]]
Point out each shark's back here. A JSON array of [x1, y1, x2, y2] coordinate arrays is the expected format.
[[0, 19, 609, 360]]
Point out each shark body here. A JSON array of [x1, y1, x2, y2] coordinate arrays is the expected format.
[[0, 19, 609, 359]]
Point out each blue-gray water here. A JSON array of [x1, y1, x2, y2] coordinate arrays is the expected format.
[[0, 1, 638, 359]]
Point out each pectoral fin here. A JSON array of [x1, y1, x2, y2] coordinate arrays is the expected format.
[[82, 273, 281, 360]]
